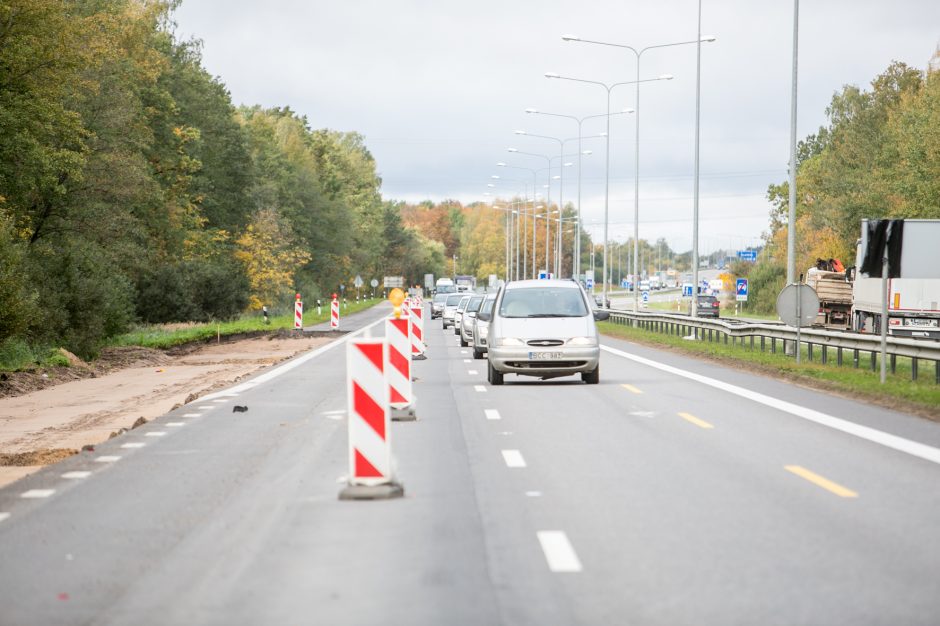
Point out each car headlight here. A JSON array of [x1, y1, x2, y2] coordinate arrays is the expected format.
[[495, 337, 525, 347], [478, 325, 489, 338], [566, 336, 597, 346]]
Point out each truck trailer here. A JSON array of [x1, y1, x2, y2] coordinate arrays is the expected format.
[[850, 219, 940, 340]]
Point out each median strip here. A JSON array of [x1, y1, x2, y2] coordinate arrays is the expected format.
[[785, 465, 858, 498]]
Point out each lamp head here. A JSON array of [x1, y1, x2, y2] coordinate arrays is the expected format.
[[544, 72, 560, 79], [622, 107, 635, 114], [702, 35, 717, 42], [659, 74, 674, 80], [496, 162, 507, 167], [514, 130, 526, 135], [561, 34, 580, 41], [525, 108, 538, 114], [507, 148, 518, 153], [491, 175, 500, 179]]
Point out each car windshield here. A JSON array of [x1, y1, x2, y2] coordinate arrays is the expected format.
[[457, 297, 471, 311], [498, 287, 589, 318], [446, 295, 463, 306], [467, 296, 484, 313], [480, 298, 496, 315], [433, 294, 448, 303]]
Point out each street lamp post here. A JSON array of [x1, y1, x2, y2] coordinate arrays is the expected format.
[[561, 33, 715, 312], [506, 148, 553, 278], [496, 162, 538, 279], [525, 108, 634, 281], [490, 175, 530, 281], [545, 72, 671, 306]]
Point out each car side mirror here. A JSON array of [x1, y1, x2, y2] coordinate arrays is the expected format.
[[593, 310, 610, 321], [477, 311, 491, 322]]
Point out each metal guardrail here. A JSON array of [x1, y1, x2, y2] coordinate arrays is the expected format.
[[606, 310, 940, 384]]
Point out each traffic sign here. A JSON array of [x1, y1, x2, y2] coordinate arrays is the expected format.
[[370, 278, 379, 288], [354, 275, 363, 288], [737, 250, 757, 261], [736, 278, 749, 302], [585, 277, 594, 289], [682, 283, 693, 297], [642, 291, 649, 303], [775, 284, 819, 327], [621, 278, 628, 289]]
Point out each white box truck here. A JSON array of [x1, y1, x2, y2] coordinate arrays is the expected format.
[[851, 219, 940, 339]]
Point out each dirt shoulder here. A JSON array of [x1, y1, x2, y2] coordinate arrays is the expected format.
[[0, 334, 332, 488]]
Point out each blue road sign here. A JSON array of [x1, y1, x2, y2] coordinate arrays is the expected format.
[[682, 284, 693, 297], [737, 250, 757, 261], [642, 291, 649, 303], [736, 278, 749, 301], [585, 277, 594, 289]]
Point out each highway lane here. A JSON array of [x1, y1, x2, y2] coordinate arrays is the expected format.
[[1, 302, 939, 624]]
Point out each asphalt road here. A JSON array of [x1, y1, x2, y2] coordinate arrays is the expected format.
[[1, 302, 939, 625]]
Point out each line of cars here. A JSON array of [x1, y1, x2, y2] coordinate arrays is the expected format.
[[434, 279, 609, 386]]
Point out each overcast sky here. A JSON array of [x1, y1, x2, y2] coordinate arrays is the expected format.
[[173, 1, 939, 253]]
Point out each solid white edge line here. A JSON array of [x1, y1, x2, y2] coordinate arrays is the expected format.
[[485, 409, 501, 420], [601, 344, 940, 466], [502, 449, 526, 468], [537, 531, 583, 573], [198, 315, 386, 401]]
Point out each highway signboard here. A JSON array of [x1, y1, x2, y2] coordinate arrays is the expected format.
[[736, 278, 749, 302], [737, 250, 757, 261]]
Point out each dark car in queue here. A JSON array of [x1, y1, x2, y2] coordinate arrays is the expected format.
[[691, 294, 720, 318]]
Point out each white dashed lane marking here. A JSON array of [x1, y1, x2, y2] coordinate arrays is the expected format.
[[501, 450, 526, 468], [145, 432, 167, 437], [474, 385, 487, 393], [62, 471, 92, 480], [166, 422, 185, 427], [120, 443, 145, 449], [468, 370, 478, 375], [182, 413, 201, 418], [485, 409, 501, 420], [0, 513, 9, 523], [537, 531, 583, 573], [21, 489, 55, 499], [95, 456, 121, 463]]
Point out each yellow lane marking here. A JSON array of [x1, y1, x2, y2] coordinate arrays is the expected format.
[[621, 384, 643, 394], [678, 412, 714, 429], [785, 465, 858, 498]]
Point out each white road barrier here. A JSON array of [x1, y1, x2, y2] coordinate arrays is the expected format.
[[386, 317, 416, 421], [340, 338, 403, 500]]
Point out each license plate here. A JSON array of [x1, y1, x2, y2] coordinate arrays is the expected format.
[[529, 351, 563, 360], [905, 319, 938, 327]]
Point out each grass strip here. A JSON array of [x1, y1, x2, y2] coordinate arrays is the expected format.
[[598, 320, 940, 419], [110, 298, 381, 350]]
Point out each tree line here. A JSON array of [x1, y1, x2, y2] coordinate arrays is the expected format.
[[0, 0, 442, 358], [743, 60, 940, 312]]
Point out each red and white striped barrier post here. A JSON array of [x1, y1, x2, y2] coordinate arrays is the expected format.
[[408, 302, 427, 360], [330, 294, 340, 330], [294, 293, 303, 330], [339, 338, 403, 500], [386, 317, 415, 421]]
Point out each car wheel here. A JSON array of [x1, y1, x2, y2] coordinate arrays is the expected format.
[[487, 360, 504, 385], [473, 348, 484, 359], [582, 365, 599, 384], [460, 337, 468, 347]]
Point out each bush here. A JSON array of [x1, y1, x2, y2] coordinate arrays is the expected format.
[[136, 259, 250, 324], [0, 213, 38, 343]]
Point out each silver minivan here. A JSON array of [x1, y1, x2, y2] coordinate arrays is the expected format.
[[481, 279, 609, 385], [441, 294, 464, 329]]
